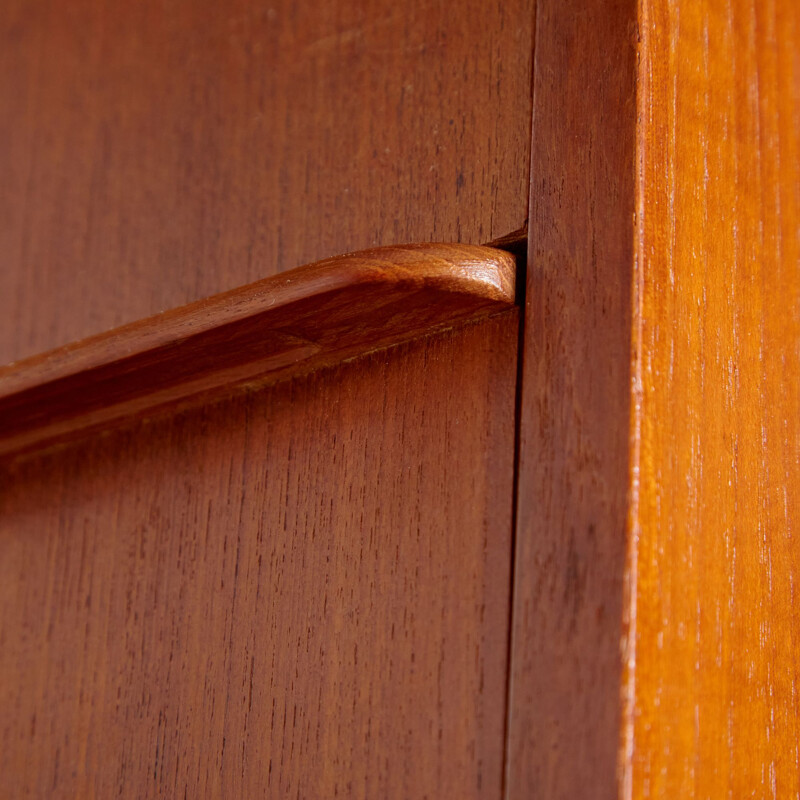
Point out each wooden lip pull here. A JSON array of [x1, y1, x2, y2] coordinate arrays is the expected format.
[[0, 243, 517, 459]]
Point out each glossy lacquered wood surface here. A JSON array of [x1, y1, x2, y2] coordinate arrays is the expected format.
[[0, 0, 534, 365], [0, 312, 519, 798], [0, 243, 515, 459], [628, 1, 800, 796], [507, 1, 637, 797]]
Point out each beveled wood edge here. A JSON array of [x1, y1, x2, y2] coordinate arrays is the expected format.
[[0, 243, 517, 460]]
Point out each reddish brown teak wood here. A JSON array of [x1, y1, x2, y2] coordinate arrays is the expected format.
[[0, 1, 530, 797], [3, 0, 798, 796], [507, 0, 636, 795], [0, 244, 515, 459], [627, 1, 800, 796], [0, 0, 534, 365], [508, 0, 799, 797], [0, 313, 519, 798]]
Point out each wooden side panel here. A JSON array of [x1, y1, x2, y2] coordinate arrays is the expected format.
[[507, 1, 637, 797], [0, 0, 534, 365], [0, 313, 518, 799], [630, 0, 800, 796]]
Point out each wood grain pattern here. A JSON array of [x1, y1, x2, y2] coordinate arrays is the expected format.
[[0, 243, 515, 459], [0, 311, 519, 799], [0, 0, 534, 365], [506, 1, 637, 797], [628, 1, 800, 796], [509, 0, 799, 795]]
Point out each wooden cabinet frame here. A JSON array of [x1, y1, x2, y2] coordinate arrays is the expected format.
[[1, 1, 797, 797]]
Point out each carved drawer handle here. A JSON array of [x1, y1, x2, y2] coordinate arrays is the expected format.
[[0, 243, 517, 459]]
